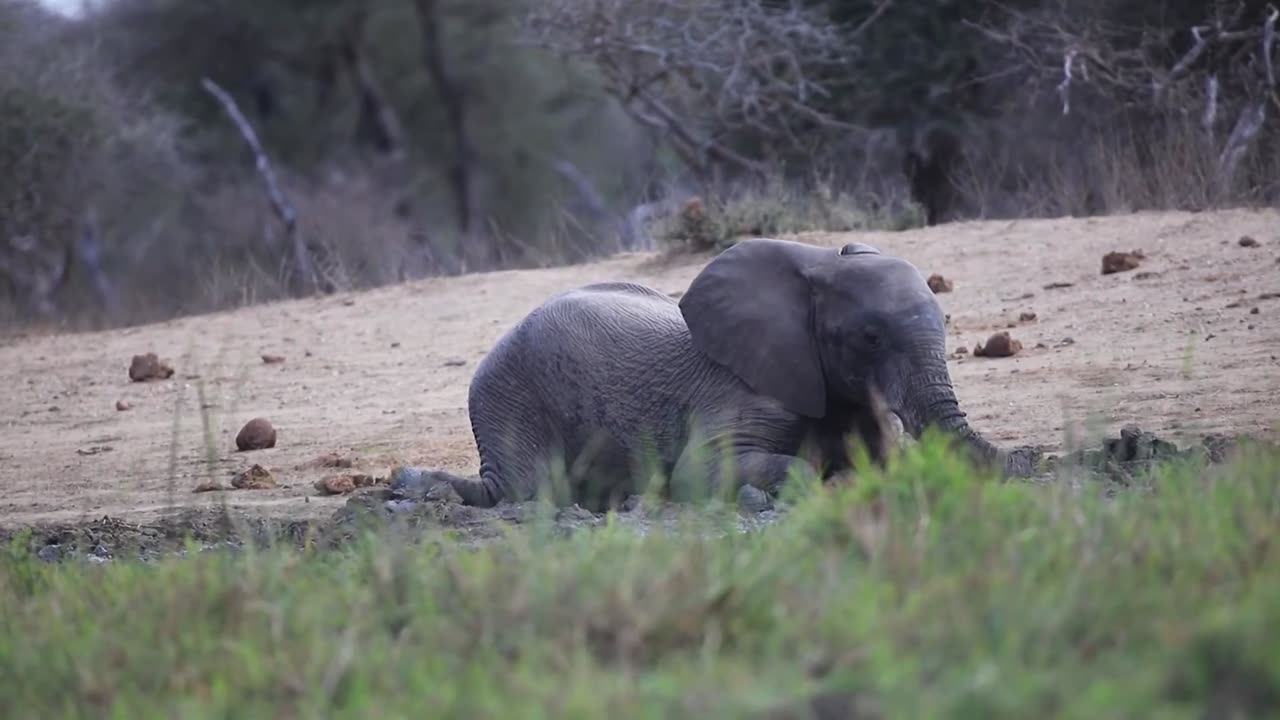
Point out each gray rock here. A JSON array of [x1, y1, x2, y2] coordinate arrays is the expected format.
[[737, 485, 773, 514]]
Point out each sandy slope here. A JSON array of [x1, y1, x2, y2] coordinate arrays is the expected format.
[[2, 209, 1279, 528]]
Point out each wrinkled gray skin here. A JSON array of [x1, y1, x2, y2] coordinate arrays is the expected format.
[[397, 238, 1037, 510]]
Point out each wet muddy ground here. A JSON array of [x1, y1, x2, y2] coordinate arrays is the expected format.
[[4, 426, 1267, 565]]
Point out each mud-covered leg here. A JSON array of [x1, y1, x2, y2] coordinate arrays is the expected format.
[[669, 442, 818, 506], [388, 468, 506, 507]]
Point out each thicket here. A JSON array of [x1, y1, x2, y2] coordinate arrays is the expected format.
[[2, 0, 1278, 330]]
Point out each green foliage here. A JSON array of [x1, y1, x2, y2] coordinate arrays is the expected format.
[[2, 439, 1279, 717]]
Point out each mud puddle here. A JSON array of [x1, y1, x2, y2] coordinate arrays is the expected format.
[[3, 427, 1267, 565]]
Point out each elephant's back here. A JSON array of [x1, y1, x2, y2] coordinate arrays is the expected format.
[[523, 281, 687, 346], [473, 280, 706, 411]]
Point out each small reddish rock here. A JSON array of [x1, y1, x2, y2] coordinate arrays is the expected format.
[[927, 274, 954, 293], [1102, 251, 1144, 275], [235, 417, 277, 451], [1238, 236, 1260, 248], [232, 464, 276, 490], [314, 473, 378, 495], [315, 475, 356, 495], [974, 331, 1022, 358], [128, 353, 174, 382], [115, 400, 132, 412], [193, 480, 223, 493], [261, 354, 286, 365]]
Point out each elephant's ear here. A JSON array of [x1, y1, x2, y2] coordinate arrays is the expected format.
[[679, 239, 827, 418]]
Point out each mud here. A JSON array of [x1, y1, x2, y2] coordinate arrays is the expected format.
[[5, 427, 1264, 565], [1040, 425, 1262, 485]]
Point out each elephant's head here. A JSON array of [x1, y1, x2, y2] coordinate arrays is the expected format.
[[679, 237, 1031, 477]]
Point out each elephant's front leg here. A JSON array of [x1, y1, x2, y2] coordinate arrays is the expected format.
[[669, 441, 817, 505]]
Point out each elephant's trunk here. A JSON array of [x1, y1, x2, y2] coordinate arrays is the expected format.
[[891, 351, 1023, 477]]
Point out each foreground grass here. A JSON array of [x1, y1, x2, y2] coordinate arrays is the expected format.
[[2, 439, 1279, 719]]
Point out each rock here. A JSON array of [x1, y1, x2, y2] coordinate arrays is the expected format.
[[953, 345, 969, 355], [232, 464, 276, 490], [235, 417, 276, 451], [1238, 235, 1260, 248], [737, 485, 773, 514], [1101, 250, 1144, 275], [316, 475, 356, 495], [926, 274, 954, 293], [1251, 307, 1260, 315], [115, 399, 132, 412], [442, 359, 467, 367], [36, 544, 62, 563], [384, 499, 419, 514], [192, 480, 224, 493], [261, 354, 285, 364], [128, 352, 174, 382], [974, 331, 1022, 358], [1018, 311, 1038, 322], [314, 473, 378, 495]]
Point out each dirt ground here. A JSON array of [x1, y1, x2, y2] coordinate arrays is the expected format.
[[2, 208, 1279, 544]]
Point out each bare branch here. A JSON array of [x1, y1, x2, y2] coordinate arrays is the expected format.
[[520, 0, 850, 179], [201, 76, 323, 294], [849, 0, 896, 41], [1217, 99, 1266, 191], [1264, 3, 1278, 88], [412, 0, 479, 241], [1057, 49, 1078, 115], [1203, 73, 1219, 139], [76, 207, 118, 317], [1154, 25, 1213, 101]]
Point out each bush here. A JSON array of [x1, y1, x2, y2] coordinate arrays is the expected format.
[[655, 178, 924, 253]]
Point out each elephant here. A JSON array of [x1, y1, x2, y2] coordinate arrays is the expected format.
[[393, 237, 1038, 511]]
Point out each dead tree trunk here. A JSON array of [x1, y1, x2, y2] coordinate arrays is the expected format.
[[411, 0, 480, 250], [340, 11, 405, 158]]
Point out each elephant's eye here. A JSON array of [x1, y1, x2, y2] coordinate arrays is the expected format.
[[863, 330, 883, 349]]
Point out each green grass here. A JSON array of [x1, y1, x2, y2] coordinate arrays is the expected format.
[[2, 436, 1279, 718]]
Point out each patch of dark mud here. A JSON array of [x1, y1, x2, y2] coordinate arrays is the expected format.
[[1038, 425, 1264, 486], [1, 484, 786, 564], [0, 509, 320, 565], [322, 484, 787, 551], [8, 428, 1268, 564]]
